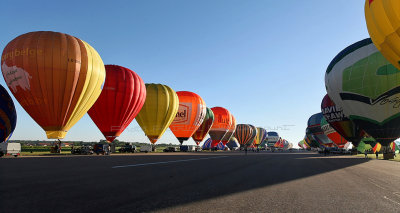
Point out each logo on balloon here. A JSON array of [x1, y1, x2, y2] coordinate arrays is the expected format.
[[1, 63, 32, 93], [173, 103, 191, 124]]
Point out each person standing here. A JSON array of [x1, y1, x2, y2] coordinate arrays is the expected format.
[[364, 150, 368, 159]]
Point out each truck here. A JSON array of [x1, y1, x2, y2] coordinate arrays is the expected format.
[[0, 143, 21, 157]]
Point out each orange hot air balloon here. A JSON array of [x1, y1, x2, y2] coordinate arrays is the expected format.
[[221, 114, 236, 145], [1, 31, 105, 139], [209, 107, 232, 148], [169, 91, 206, 144]]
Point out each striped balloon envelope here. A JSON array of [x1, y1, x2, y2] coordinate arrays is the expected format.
[[209, 107, 232, 148], [0, 84, 16, 143], [1, 31, 106, 139], [221, 114, 236, 145], [254, 127, 267, 147], [202, 138, 212, 150], [192, 107, 214, 145], [234, 124, 254, 147], [217, 142, 225, 150], [246, 125, 258, 146]]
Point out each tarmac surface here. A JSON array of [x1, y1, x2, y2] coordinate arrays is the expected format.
[[1, 151, 400, 213]]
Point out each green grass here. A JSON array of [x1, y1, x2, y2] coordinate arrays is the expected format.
[[355, 154, 400, 162]]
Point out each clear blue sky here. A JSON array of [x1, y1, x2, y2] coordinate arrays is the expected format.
[[0, 0, 369, 146]]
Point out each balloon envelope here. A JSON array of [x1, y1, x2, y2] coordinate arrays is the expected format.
[[226, 137, 239, 150], [88, 65, 146, 142], [0, 85, 17, 143], [234, 124, 254, 147], [1, 31, 106, 139], [307, 113, 333, 147], [265, 131, 279, 148], [135, 84, 179, 144], [325, 38, 400, 146], [365, 0, 400, 70], [169, 91, 206, 144], [247, 125, 258, 146], [221, 114, 236, 145], [321, 94, 365, 147], [192, 107, 214, 145], [209, 107, 232, 147], [254, 127, 267, 147], [320, 117, 348, 148]]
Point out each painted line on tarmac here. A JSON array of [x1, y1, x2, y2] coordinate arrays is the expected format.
[[112, 156, 228, 169], [383, 196, 400, 206], [368, 179, 387, 190]]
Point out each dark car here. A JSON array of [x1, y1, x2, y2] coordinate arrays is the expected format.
[[119, 144, 136, 153], [93, 144, 110, 155], [71, 146, 93, 155], [163, 147, 177, 152]]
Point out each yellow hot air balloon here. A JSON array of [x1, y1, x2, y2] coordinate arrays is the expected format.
[[1, 31, 105, 139], [136, 83, 179, 144], [365, 0, 400, 69]]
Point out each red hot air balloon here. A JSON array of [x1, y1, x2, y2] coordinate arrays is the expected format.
[[88, 65, 146, 142], [169, 91, 206, 144], [221, 114, 236, 145], [209, 107, 232, 148], [192, 107, 214, 145]]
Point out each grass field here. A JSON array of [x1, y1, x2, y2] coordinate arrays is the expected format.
[[355, 154, 400, 162]]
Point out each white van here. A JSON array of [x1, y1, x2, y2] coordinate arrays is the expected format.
[[140, 144, 154, 153], [0, 143, 21, 157]]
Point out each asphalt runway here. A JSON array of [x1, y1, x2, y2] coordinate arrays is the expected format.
[[1, 151, 400, 213]]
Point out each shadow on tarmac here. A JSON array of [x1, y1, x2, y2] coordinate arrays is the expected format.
[[0, 152, 370, 212]]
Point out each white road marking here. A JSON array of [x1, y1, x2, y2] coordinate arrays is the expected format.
[[383, 196, 400, 206], [112, 156, 228, 169], [368, 179, 387, 190]]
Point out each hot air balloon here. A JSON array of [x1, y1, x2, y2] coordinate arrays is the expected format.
[[192, 107, 214, 145], [307, 113, 334, 147], [221, 114, 236, 145], [169, 91, 206, 144], [88, 65, 146, 143], [1, 31, 105, 139], [136, 84, 179, 144], [321, 94, 365, 147], [365, 0, 400, 70], [254, 127, 267, 147], [247, 125, 258, 146], [325, 38, 400, 146], [320, 117, 348, 148], [226, 137, 239, 150], [234, 124, 254, 147], [264, 131, 279, 149], [202, 138, 212, 150], [0, 85, 17, 143], [209, 107, 232, 147]]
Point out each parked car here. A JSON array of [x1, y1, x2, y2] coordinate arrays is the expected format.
[[93, 144, 110, 155], [118, 144, 136, 153], [180, 145, 195, 152], [0, 143, 21, 157], [71, 145, 93, 155], [163, 147, 177, 152]]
